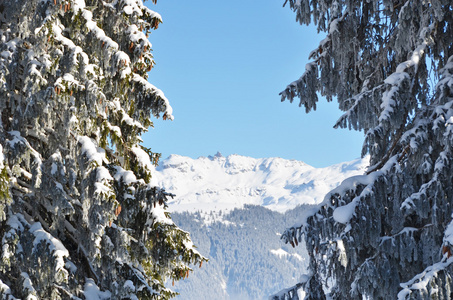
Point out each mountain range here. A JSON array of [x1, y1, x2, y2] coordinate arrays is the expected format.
[[152, 152, 369, 214], [150, 153, 369, 299]]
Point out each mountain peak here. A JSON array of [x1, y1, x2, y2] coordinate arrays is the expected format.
[[207, 151, 224, 160], [152, 154, 369, 214]]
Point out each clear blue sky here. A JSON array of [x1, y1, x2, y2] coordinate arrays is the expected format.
[[142, 0, 364, 168]]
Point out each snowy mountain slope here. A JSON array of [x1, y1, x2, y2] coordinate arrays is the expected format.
[[151, 153, 369, 213]]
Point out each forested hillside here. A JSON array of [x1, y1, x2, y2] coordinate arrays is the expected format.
[[170, 205, 311, 300]]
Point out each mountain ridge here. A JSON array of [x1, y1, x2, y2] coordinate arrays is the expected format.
[[151, 153, 369, 214]]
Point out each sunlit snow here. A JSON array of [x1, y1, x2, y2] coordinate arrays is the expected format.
[[151, 153, 369, 215]]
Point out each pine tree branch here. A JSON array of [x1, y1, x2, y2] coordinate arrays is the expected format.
[[366, 113, 408, 174], [64, 226, 100, 285]]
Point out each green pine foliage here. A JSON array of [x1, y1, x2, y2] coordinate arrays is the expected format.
[[0, 0, 206, 298]]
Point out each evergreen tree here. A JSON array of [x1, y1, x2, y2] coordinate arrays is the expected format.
[[274, 0, 453, 299], [0, 0, 206, 298]]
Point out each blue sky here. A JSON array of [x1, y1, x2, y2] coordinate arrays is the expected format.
[[143, 0, 364, 168]]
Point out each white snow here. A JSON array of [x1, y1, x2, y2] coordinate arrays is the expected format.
[[329, 18, 340, 33], [50, 151, 63, 175], [94, 166, 113, 195], [386, 24, 434, 85], [270, 248, 304, 261], [78, 136, 107, 166], [151, 153, 368, 215], [96, 166, 113, 182], [327, 170, 380, 224], [30, 222, 69, 272], [333, 199, 358, 224], [108, 98, 145, 130], [270, 248, 291, 257], [121, 110, 145, 130], [65, 260, 78, 274], [84, 278, 112, 300], [0, 144, 4, 169], [127, 25, 149, 44], [0, 50, 11, 60], [149, 205, 172, 225], [132, 74, 173, 120], [6, 213, 25, 232], [336, 239, 348, 267], [123, 280, 135, 291], [122, 0, 144, 16], [113, 166, 138, 185], [380, 25, 435, 123], [51, 23, 77, 52], [398, 257, 453, 300], [81, 10, 119, 50], [71, 0, 86, 12], [131, 146, 152, 170], [114, 51, 130, 68], [123, 5, 134, 15], [0, 279, 17, 299], [20, 272, 37, 300], [8, 131, 26, 147], [444, 213, 453, 245]]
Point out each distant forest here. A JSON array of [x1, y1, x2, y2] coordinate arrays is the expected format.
[[170, 204, 313, 300]]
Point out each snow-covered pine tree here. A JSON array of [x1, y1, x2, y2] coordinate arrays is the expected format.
[[273, 0, 453, 299], [0, 0, 206, 298]]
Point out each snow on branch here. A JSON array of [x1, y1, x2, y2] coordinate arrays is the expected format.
[[278, 0, 453, 299], [398, 257, 453, 300]]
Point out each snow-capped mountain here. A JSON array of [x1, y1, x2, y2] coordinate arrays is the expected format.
[[151, 152, 369, 214], [150, 153, 369, 299]]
